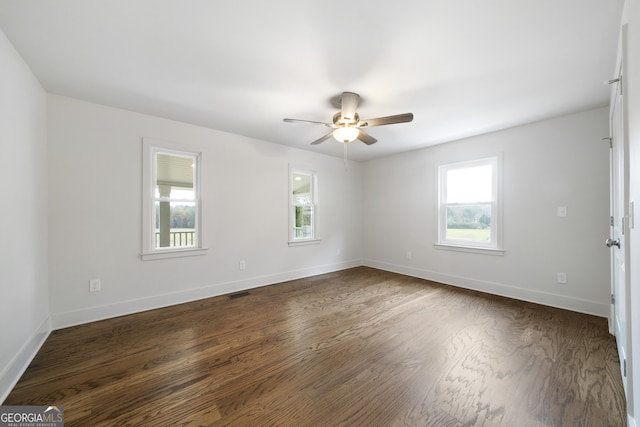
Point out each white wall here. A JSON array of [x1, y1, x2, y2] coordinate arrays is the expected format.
[[47, 95, 363, 328], [622, 0, 640, 424], [0, 30, 49, 402], [363, 108, 611, 316]]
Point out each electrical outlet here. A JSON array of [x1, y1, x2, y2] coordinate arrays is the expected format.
[[406, 251, 412, 260], [557, 272, 568, 284], [239, 260, 246, 270], [89, 279, 101, 292], [557, 206, 567, 217], [336, 248, 341, 256]]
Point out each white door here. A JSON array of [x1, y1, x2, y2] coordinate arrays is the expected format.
[[609, 25, 631, 404]]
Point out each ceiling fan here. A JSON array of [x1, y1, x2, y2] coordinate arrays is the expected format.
[[283, 92, 413, 145]]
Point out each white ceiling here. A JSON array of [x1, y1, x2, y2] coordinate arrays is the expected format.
[[0, 1, 625, 161]]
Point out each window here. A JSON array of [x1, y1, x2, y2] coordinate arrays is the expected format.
[[142, 138, 206, 260], [437, 156, 502, 253], [289, 168, 319, 245]]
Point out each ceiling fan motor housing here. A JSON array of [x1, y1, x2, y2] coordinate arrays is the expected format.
[[333, 112, 360, 127]]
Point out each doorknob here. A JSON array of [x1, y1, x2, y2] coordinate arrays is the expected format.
[[606, 238, 621, 248]]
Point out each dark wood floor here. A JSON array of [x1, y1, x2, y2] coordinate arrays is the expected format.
[[6, 267, 625, 426]]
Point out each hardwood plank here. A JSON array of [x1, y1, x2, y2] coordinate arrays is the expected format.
[[5, 267, 626, 426]]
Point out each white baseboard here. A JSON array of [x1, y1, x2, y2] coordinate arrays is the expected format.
[[52, 259, 363, 330], [53, 258, 609, 329], [364, 259, 609, 317], [0, 317, 51, 404]]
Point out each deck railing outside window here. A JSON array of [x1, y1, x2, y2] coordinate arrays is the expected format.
[[155, 230, 195, 247]]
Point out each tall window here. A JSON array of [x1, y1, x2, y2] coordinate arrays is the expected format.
[[438, 156, 502, 251], [154, 151, 199, 248], [290, 168, 318, 243], [142, 139, 206, 260]]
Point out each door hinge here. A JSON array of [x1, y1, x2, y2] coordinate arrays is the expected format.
[[624, 359, 627, 377], [608, 76, 623, 94], [630, 202, 635, 229], [611, 294, 616, 304], [602, 136, 613, 148], [611, 216, 614, 227], [620, 75, 624, 95]]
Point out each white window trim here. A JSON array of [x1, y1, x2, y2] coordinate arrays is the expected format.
[[433, 243, 505, 256], [141, 138, 208, 261], [288, 166, 321, 246], [435, 155, 504, 255], [288, 239, 322, 247]]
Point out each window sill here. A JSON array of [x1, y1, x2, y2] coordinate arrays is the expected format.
[[141, 247, 208, 261], [288, 239, 322, 247], [434, 243, 504, 256]]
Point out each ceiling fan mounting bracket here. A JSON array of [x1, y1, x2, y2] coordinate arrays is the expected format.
[[330, 93, 365, 110]]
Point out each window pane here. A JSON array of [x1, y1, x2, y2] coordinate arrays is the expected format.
[[446, 164, 493, 203], [294, 206, 313, 239], [154, 201, 197, 248], [445, 204, 491, 242], [293, 172, 312, 205], [156, 153, 194, 188]]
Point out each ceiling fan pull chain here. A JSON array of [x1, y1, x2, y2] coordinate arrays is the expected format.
[[344, 142, 348, 170]]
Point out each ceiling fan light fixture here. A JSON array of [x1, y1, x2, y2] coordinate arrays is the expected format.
[[333, 126, 359, 143]]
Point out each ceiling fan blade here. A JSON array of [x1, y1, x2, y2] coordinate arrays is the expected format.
[[361, 113, 414, 127], [357, 130, 377, 145], [310, 132, 334, 145], [340, 92, 360, 122], [283, 118, 334, 127]]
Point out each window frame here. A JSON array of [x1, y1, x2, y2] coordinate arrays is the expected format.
[[436, 155, 504, 255], [141, 138, 207, 260], [288, 166, 320, 246]]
